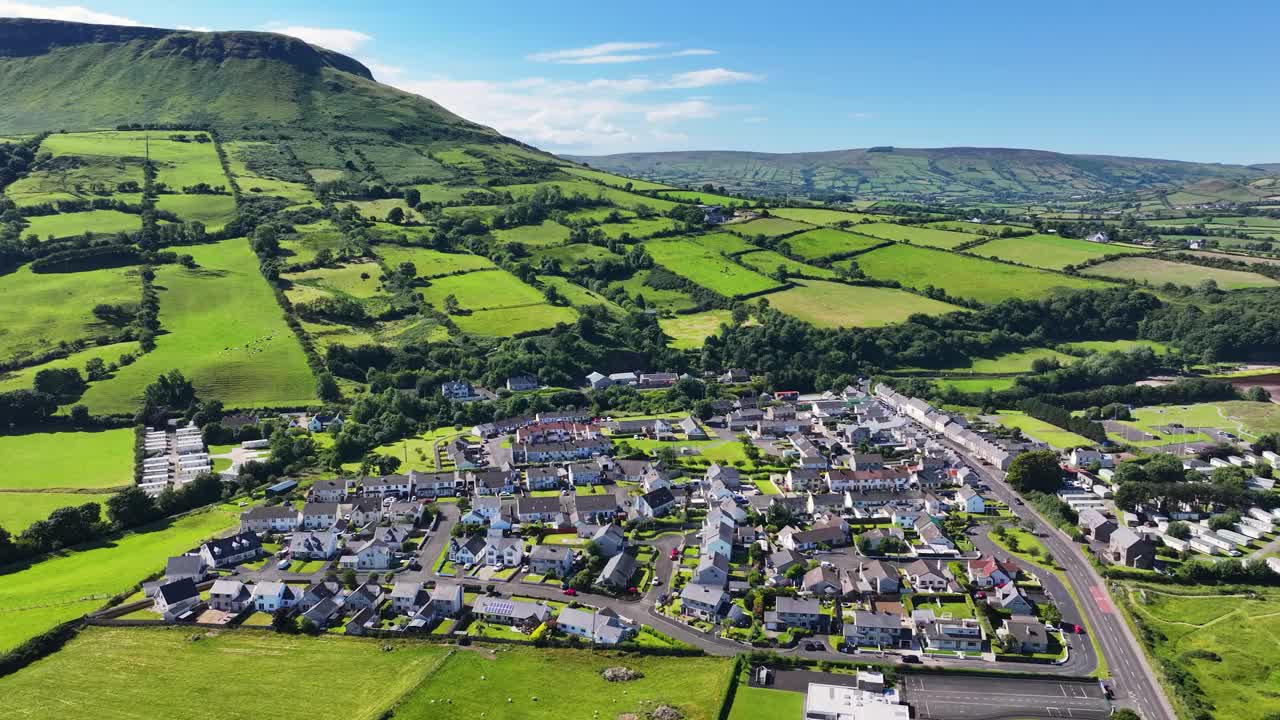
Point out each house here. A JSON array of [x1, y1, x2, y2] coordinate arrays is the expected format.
[[463, 495, 509, 528], [845, 611, 911, 648], [469, 468, 518, 496], [297, 581, 344, 613], [966, 557, 1017, 588], [344, 607, 380, 636], [300, 596, 344, 628], [586, 371, 611, 390], [529, 544, 577, 577], [693, 552, 730, 588], [208, 579, 252, 613], [485, 536, 525, 568], [636, 487, 678, 518], [153, 578, 201, 620], [570, 493, 618, 525], [1000, 615, 1050, 654], [903, 560, 951, 592], [387, 501, 424, 525], [556, 607, 636, 645], [340, 539, 395, 570], [164, 555, 210, 585], [515, 495, 568, 526], [802, 566, 845, 596], [1108, 527, 1155, 569], [915, 611, 983, 652], [567, 461, 603, 486], [289, 530, 339, 560], [680, 583, 728, 620], [700, 523, 735, 559], [449, 534, 489, 566], [785, 468, 825, 493], [857, 560, 900, 595], [679, 416, 708, 440], [343, 582, 384, 612], [441, 379, 478, 401], [704, 463, 742, 489], [341, 497, 384, 526], [308, 479, 346, 503], [1079, 508, 1118, 543], [308, 412, 344, 433], [1086, 232, 1111, 243], [719, 368, 750, 384], [239, 505, 301, 533], [199, 532, 262, 568], [858, 527, 906, 552], [850, 453, 885, 471], [252, 581, 299, 612], [425, 583, 466, 618], [912, 516, 954, 551], [506, 375, 540, 392], [361, 474, 415, 498], [807, 492, 846, 516], [390, 581, 430, 615], [472, 596, 551, 629], [956, 486, 985, 514], [989, 583, 1035, 615], [524, 466, 561, 491], [301, 502, 339, 530], [765, 597, 824, 631], [590, 523, 627, 558], [779, 524, 846, 552], [596, 552, 637, 589]]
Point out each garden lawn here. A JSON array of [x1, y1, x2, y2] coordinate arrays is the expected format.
[[766, 280, 963, 328], [852, 244, 1111, 303], [768, 207, 884, 226], [0, 492, 114, 533], [76, 239, 317, 413], [22, 209, 143, 240], [996, 411, 1094, 449], [988, 525, 1055, 567], [0, 503, 241, 653], [0, 428, 135, 490], [852, 222, 979, 249], [0, 626, 451, 720], [643, 239, 782, 297], [374, 245, 495, 277], [1083, 256, 1278, 290], [972, 234, 1148, 270], [727, 687, 805, 720], [726, 217, 811, 237], [660, 310, 735, 349], [395, 645, 732, 720], [0, 265, 138, 363], [491, 220, 571, 247]]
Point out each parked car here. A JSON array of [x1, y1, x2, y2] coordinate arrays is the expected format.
[[901, 655, 922, 664], [562, 588, 578, 596], [277, 559, 291, 570], [803, 641, 824, 651], [670, 549, 679, 560], [651, 578, 661, 586]]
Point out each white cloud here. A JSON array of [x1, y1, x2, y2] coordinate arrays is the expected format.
[[364, 60, 406, 81], [645, 100, 715, 123], [177, 25, 211, 32], [529, 41, 720, 65], [668, 68, 762, 89], [0, 1, 139, 25], [265, 24, 371, 53]]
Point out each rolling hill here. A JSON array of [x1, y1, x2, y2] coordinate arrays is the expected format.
[[564, 146, 1270, 203]]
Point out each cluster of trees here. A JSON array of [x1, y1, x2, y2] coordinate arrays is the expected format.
[[1005, 450, 1064, 494], [1110, 454, 1277, 515], [1018, 397, 1106, 442]]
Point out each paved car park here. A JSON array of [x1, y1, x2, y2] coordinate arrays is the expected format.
[[901, 674, 1110, 720]]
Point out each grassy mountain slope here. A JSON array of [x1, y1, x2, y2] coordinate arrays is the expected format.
[[565, 146, 1267, 203]]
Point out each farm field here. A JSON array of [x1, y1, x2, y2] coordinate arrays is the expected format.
[[1083, 256, 1278, 290], [349, 198, 422, 223], [22, 209, 143, 240], [153, 194, 238, 231], [395, 645, 733, 720], [659, 309, 736, 349], [996, 410, 1093, 449], [279, 221, 345, 264], [411, 183, 495, 203], [1182, 250, 1280, 267], [1061, 339, 1169, 354], [1119, 585, 1280, 720], [0, 340, 139, 394], [537, 275, 625, 315], [453, 304, 578, 336], [374, 245, 495, 278], [40, 131, 227, 190], [932, 376, 1018, 392], [656, 189, 751, 206], [286, 260, 388, 299], [0, 627, 451, 720], [971, 234, 1148, 270], [766, 280, 963, 328], [690, 231, 759, 255], [942, 347, 1077, 374], [0, 503, 240, 653], [785, 227, 885, 260], [725, 216, 811, 237], [532, 243, 614, 266], [727, 687, 806, 720], [419, 269, 547, 310], [924, 220, 1031, 235], [767, 207, 883, 226], [223, 141, 316, 204], [0, 265, 138, 364], [561, 165, 673, 190], [497, 179, 680, 212], [736, 249, 837, 279], [851, 243, 1111, 303], [643, 238, 782, 297], [0, 429, 134, 490], [596, 215, 681, 239], [76, 239, 317, 413], [491, 220, 571, 247], [609, 270, 699, 312], [852, 222, 979, 249], [0, 492, 114, 533]]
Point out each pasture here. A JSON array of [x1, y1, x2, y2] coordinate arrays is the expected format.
[[1082, 256, 1278, 290], [532, 243, 615, 266], [0, 340, 139, 394], [411, 183, 496, 203], [1061, 339, 1169, 354], [537, 275, 625, 315], [932, 376, 1018, 392], [785, 227, 885, 260], [374, 245, 495, 278], [659, 309, 736, 349], [562, 165, 673, 190], [491, 220, 571, 247], [736, 249, 837, 279], [223, 141, 316, 204], [154, 194, 238, 231], [77, 239, 317, 413], [725, 216, 811, 237], [996, 411, 1093, 449], [497, 179, 680, 212], [349, 198, 421, 223], [40, 131, 227, 190], [287, 261, 388, 299], [768, 207, 883, 226], [451, 304, 578, 337], [852, 243, 1111, 303], [657, 189, 751, 206], [0, 492, 113, 533], [691, 231, 759, 255], [609, 270, 699, 312], [596, 216, 681, 239], [924, 220, 1031, 234], [419, 269, 547, 311], [851, 222, 979, 249], [765, 280, 963, 328], [971, 234, 1148, 270], [22, 209, 143, 240], [280, 221, 345, 264], [942, 347, 1077, 374], [0, 264, 138, 364], [643, 238, 782, 297], [0, 429, 135, 490]]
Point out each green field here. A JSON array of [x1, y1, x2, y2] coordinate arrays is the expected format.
[[0, 491, 114, 533], [852, 222, 979, 249], [657, 189, 751, 206], [350, 198, 422, 223], [785, 227, 886, 260], [1120, 585, 1280, 720], [1082, 256, 1278, 290], [374, 245, 495, 278], [0, 265, 138, 364], [452, 304, 578, 336], [736, 249, 837, 279], [286, 260, 388, 299], [996, 410, 1093, 449], [691, 231, 759, 255], [597, 216, 681, 239], [925, 220, 1031, 235], [0, 503, 241, 653], [0, 429, 135, 490], [153, 194, 239, 231], [537, 276, 625, 315], [76, 239, 317, 413], [1061, 339, 1169, 354], [40, 131, 227, 190], [725, 216, 811, 237], [1125, 401, 1280, 441], [943, 347, 1077, 374], [852, 244, 1111, 303], [767, 207, 882, 226], [609, 270, 699, 312], [932, 376, 1018, 392], [533, 243, 615, 266], [0, 340, 140, 394], [643, 239, 782, 297], [561, 165, 673, 190], [498, 179, 680, 212], [420, 269, 548, 311], [765, 280, 963, 328], [491, 220, 572, 247], [411, 183, 496, 203], [971, 234, 1149, 270], [659, 309, 736, 349], [21, 209, 144, 240], [224, 141, 316, 204]]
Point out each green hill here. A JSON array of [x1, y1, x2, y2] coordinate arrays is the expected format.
[[564, 146, 1267, 203]]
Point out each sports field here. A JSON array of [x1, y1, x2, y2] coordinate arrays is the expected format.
[[767, 207, 883, 225], [22, 209, 144, 240], [725, 216, 811, 237], [76, 239, 317, 413], [972, 234, 1148, 270], [852, 222, 979, 248], [852, 244, 1111, 303], [1082, 256, 1278, 290], [374, 245, 495, 278], [766, 280, 963, 328], [0, 265, 138, 364], [643, 238, 782, 297], [736, 249, 837, 279], [785, 227, 885, 260], [659, 309, 736, 349], [0, 429, 134, 490], [491, 220, 571, 247], [996, 411, 1093, 449]]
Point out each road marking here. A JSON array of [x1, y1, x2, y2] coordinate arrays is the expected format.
[[1089, 585, 1115, 614]]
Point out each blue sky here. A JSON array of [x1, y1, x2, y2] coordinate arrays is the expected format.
[[4, 1, 1278, 162]]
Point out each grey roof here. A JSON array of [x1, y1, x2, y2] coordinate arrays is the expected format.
[[572, 493, 619, 513], [680, 582, 728, 607], [775, 596, 820, 615], [530, 544, 574, 561], [597, 552, 637, 586], [165, 555, 206, 578], [391, 581, 423, 600], [639, 487, 676, 509], [769, 549, 805, 569], [516, 495, 564, 515], [209, 579, 246, 597], [697, 551, 730, 574], [242, 505, 300, 520], [302, 502, 339, 516], [157, 578, 198, 605], [861, 560, 896, 581], [851, 610, 903, 629]]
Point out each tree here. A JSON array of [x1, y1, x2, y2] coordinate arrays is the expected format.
[[1165, 521, 1191, 540], [33, 367, 86, 399], [106, 487, 159, 529], [340, 568, 358, 589], [1040, 603, 1062, 626], [271, 607, 297, 634], [386, 206, 405, 225], [69, 404, 90, 426], [403, 188, 421, 207], [1245, 386, 1272, 402], [84, 357, 108, 381], [1005, 450, 1063, 494]]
